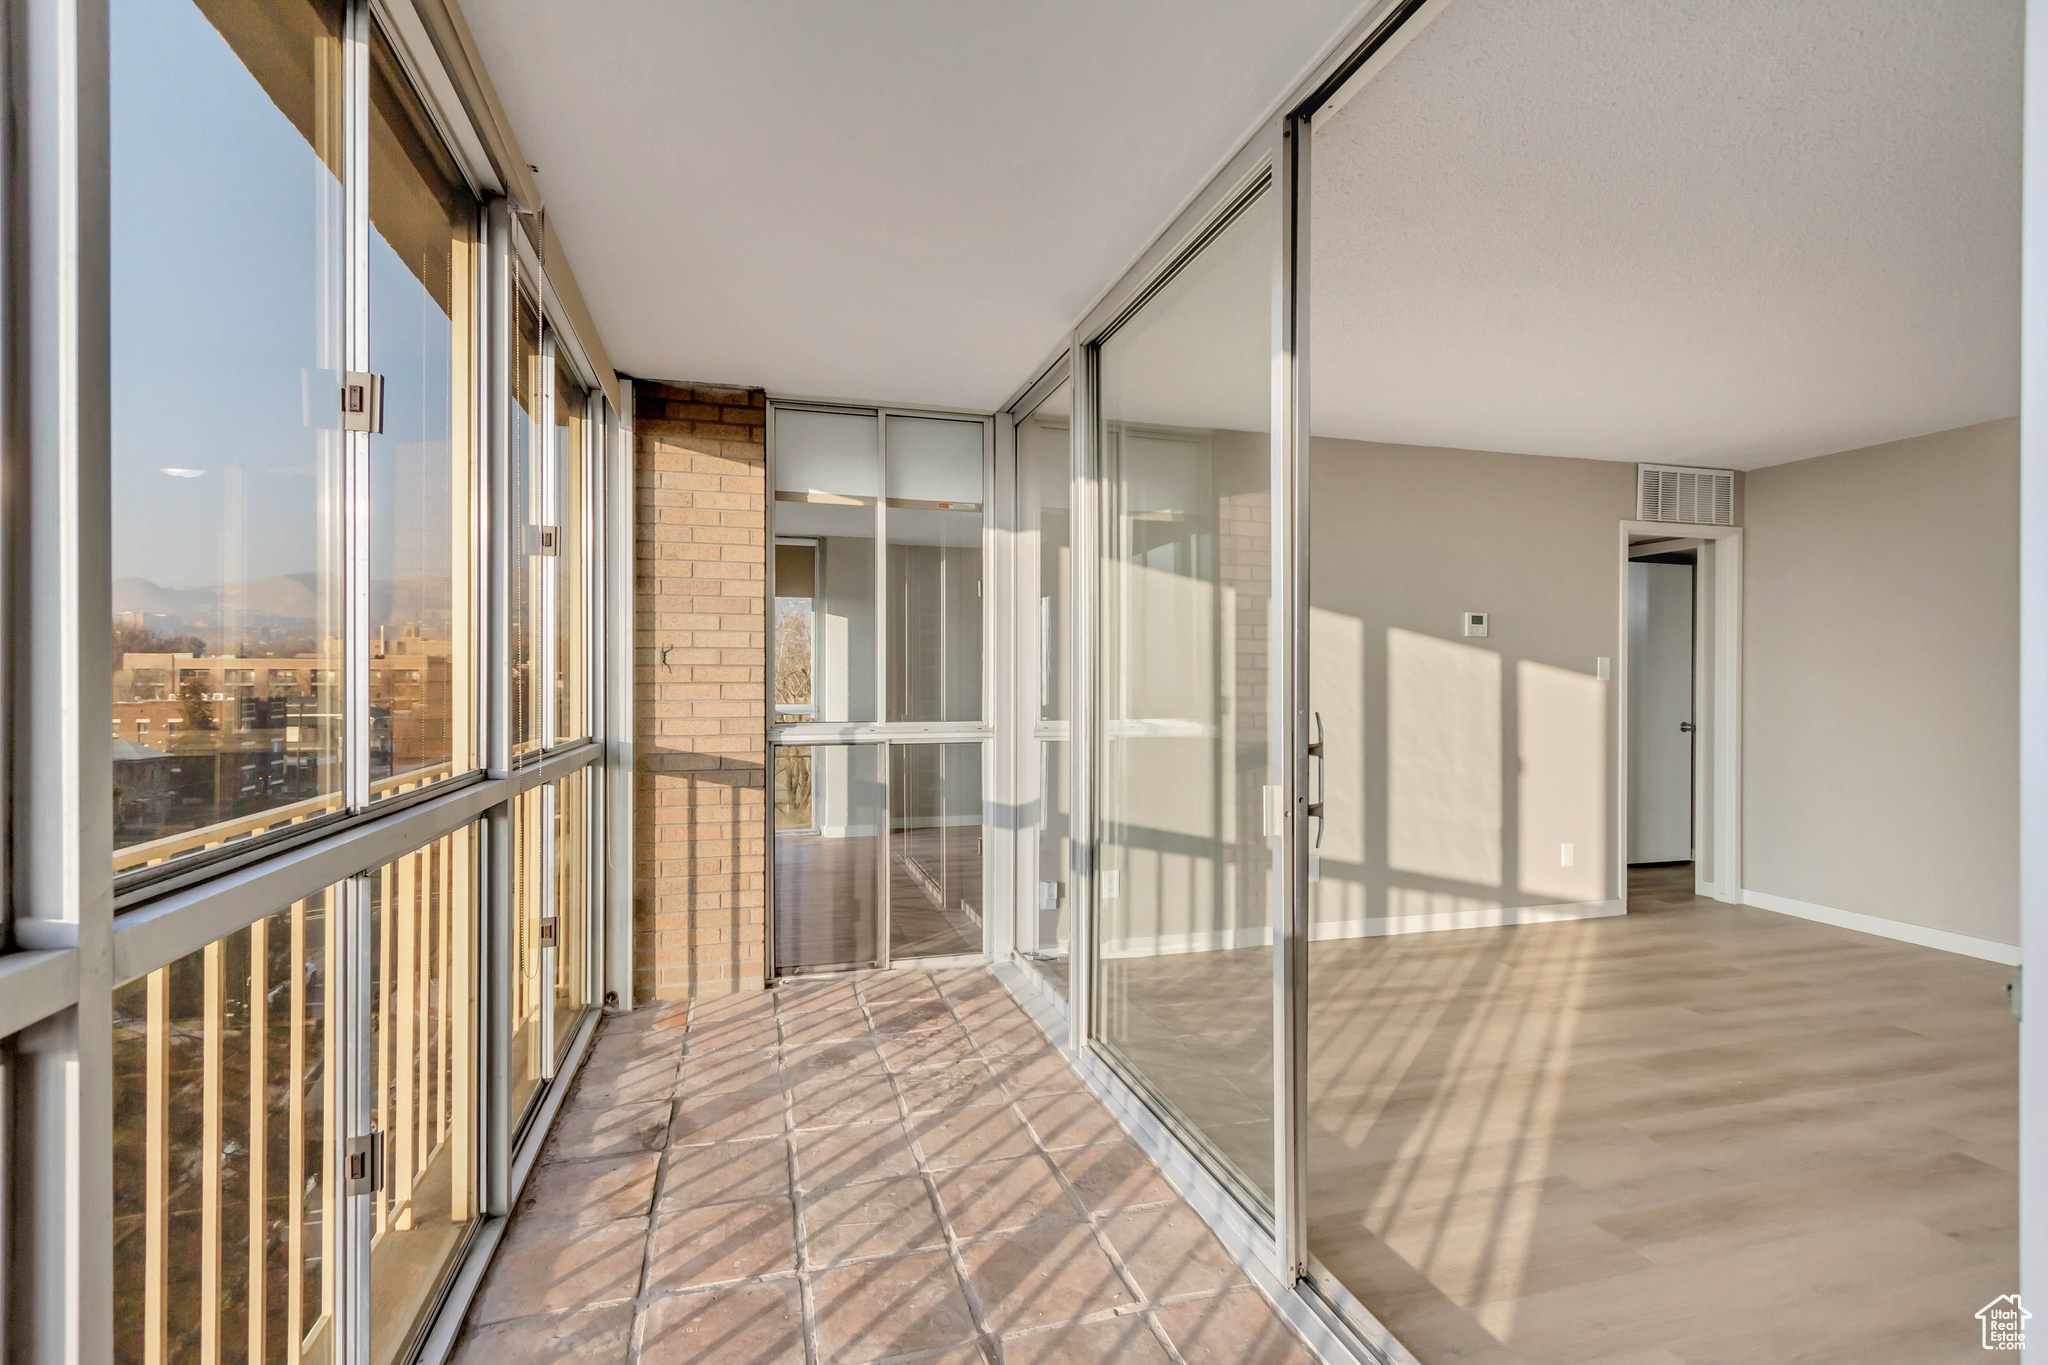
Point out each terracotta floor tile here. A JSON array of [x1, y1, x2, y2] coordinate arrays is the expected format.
[[868, 999, 959, 1036], [911, 1104, 1040, 1170], [571, 1051, 681, 1105], [545, 1100, 673, 1163], [783, 1039, 887, 1087], [1153, 1288, 1317, 1365], [600, 1000, 691, 1036], [658, 1137, 790, 1210], [955, 1223, 1134, 1333], [519, 1152, 661, 1225], [468, 1217, 649, 1325], [792, 1122, 924, 1192], [775, 983, 861, 1016], [1015, 1093, 1125, 1150], [808, 1250, 979, 1362], [643, 1198, 798, 1294], [880, 1026, 980, 1071], [896, 1062, 1007, 1116], [671, 1083, 787, 1147], [986, 1049, 1089, 1099], [450, 1304, 634, 1365], [800, 1175, 945, 1264], [858, 973, 943, 1004], [965, 1016, 1048, 1055], [998, 1315, 1175, 1365], [788, 1070, 901, 1130], [635, 1279, 806, 1365], [679, 1048, 783, 1096], [1054, 1141, 1178, 1212], [779, 1008, 872, 1046], [1098, 1203, 1247, 1300], [932, 1155, 1085, 1238], [685, 1018, 781, 1056]]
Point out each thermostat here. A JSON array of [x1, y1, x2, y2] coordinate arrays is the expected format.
[[1463, 612, 1489, 638]]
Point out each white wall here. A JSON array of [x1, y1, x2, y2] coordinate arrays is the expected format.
[[1308, 437, 1635, 937], [1743, 417, 2020, 947]]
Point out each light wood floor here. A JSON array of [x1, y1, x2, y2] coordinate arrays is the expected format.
[[1305, 864, 2018, 1364], [1092, 865, 2017, 1362]]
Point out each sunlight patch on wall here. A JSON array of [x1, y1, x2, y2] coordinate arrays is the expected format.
[[1516, 659, 1607, 903], [1388, 627, 1501, 888]]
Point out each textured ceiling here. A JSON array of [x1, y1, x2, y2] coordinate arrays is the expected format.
[[460, 0, 1371, 410], [1311, 0, 2022, 468]]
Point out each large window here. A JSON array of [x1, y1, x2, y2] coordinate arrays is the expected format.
[[1016, 378, 1073, 995], [110, 0, 349, 864], [1094, 182, 1279, 1204], [112, 0, 483, 879], [769, 405, 991, 974]]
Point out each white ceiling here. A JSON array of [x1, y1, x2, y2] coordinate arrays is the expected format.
[[1312, 0, 2023, 469], [464, 0, 2022, 470], [461, 0, 1371, 411]]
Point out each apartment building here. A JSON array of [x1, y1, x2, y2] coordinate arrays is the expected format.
[[2, 1, 2043, 1363]]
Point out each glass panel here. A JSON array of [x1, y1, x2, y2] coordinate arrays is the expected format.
[[552, 359, 591, 742], [507, 784, 547, 1121], [773, 744, 884, 972], [113, 891, 336, 1365], [1095, 185, 1277, 1202], [509, 288, 544, 755], [1018, 382, 1072, 994], [773, 410, 878, 723], [365, 826, 478, 1365], [552, 769, 591, 1062], [888, 743, 984, 960], [367, 23, 477, 799], [885, 416, 983, 723], [110, 0, 346, 869]]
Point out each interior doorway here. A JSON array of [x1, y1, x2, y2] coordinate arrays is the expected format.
[[1628, 543, 1696, 868]]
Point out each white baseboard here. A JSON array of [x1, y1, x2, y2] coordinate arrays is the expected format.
[[1740, 888, 2019, 965], [1099, 898, 1626, 958], [1310, 899, 1624, 941]]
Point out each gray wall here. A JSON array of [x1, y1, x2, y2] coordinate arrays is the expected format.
[[1308, 438, 1636, 932], [1744, 417, 2020, 945]]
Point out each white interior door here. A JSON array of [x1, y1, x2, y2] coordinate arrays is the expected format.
[[1629, 560, 1695, 863]]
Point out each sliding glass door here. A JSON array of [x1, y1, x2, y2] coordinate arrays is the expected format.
[[1089, 177, 1284, 1210]]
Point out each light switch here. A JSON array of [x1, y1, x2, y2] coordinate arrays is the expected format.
[[1596, 656, 1611, 681], [1560, 843, 1575, 867]]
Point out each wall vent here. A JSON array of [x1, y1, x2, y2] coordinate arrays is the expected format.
[[1636, 463, 1735, 525]]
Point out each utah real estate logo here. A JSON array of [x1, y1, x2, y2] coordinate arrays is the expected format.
[[1977, 1295, 2028, 1351]]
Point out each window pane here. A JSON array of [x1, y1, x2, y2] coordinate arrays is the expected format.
[[1018, 381, 1072, 994], [509, 289, 544, 755], [1095, 185, 1277, 1203], [552, 768, 592, 1061], [773, 744, 884, 972], [889, 742, 983, 960], [367, 23, 477, 798], [885, 416, 983, 723], [111, 0, 346, 868], [508, 783, 546, 1120], [773, 410, 877, 723], [365, 826, 479, 1365], [553, 358, 591, 741], [113, 891, 335, 1365]]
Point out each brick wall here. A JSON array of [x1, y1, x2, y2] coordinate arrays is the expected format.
[[632, 380, 768, 998]]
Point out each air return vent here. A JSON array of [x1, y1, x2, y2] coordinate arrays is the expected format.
[[1637, 464, 1735, 526]]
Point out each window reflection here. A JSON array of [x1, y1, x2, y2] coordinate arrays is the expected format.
[[111, 0, 347, 863], [367, 23, 477, 797], [553, 357, 590, 741]]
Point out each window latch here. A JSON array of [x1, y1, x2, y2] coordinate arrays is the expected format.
[[341, 372, 384, 434], [536, 526, 560, 557], [538, 915, 559, 948], [345, 1131, 385, 1195]]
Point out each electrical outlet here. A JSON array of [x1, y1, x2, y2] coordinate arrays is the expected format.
[[1101, 870, 1120, 899]]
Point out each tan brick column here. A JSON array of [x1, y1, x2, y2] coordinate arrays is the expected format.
[[632, 380, 769, 997]]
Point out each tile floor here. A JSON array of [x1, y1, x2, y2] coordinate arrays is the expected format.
[[452, 966, 1317, 1365]]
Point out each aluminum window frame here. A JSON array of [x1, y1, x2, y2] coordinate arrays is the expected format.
[[0, 0, 627, 1359], [765, 398, 997, 979]]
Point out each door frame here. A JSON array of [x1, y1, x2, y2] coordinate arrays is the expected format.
[[1616, 521, 1744, 905]]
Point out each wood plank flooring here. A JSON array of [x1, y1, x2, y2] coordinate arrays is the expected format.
[[1303, 864, 2018, 1364]]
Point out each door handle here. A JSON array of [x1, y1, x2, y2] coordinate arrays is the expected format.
[[1679, 721, 1694, 733], [1306, 711, 1325, 849]]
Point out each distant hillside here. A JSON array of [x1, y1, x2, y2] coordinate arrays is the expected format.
[[114, 575, 454, 625]]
